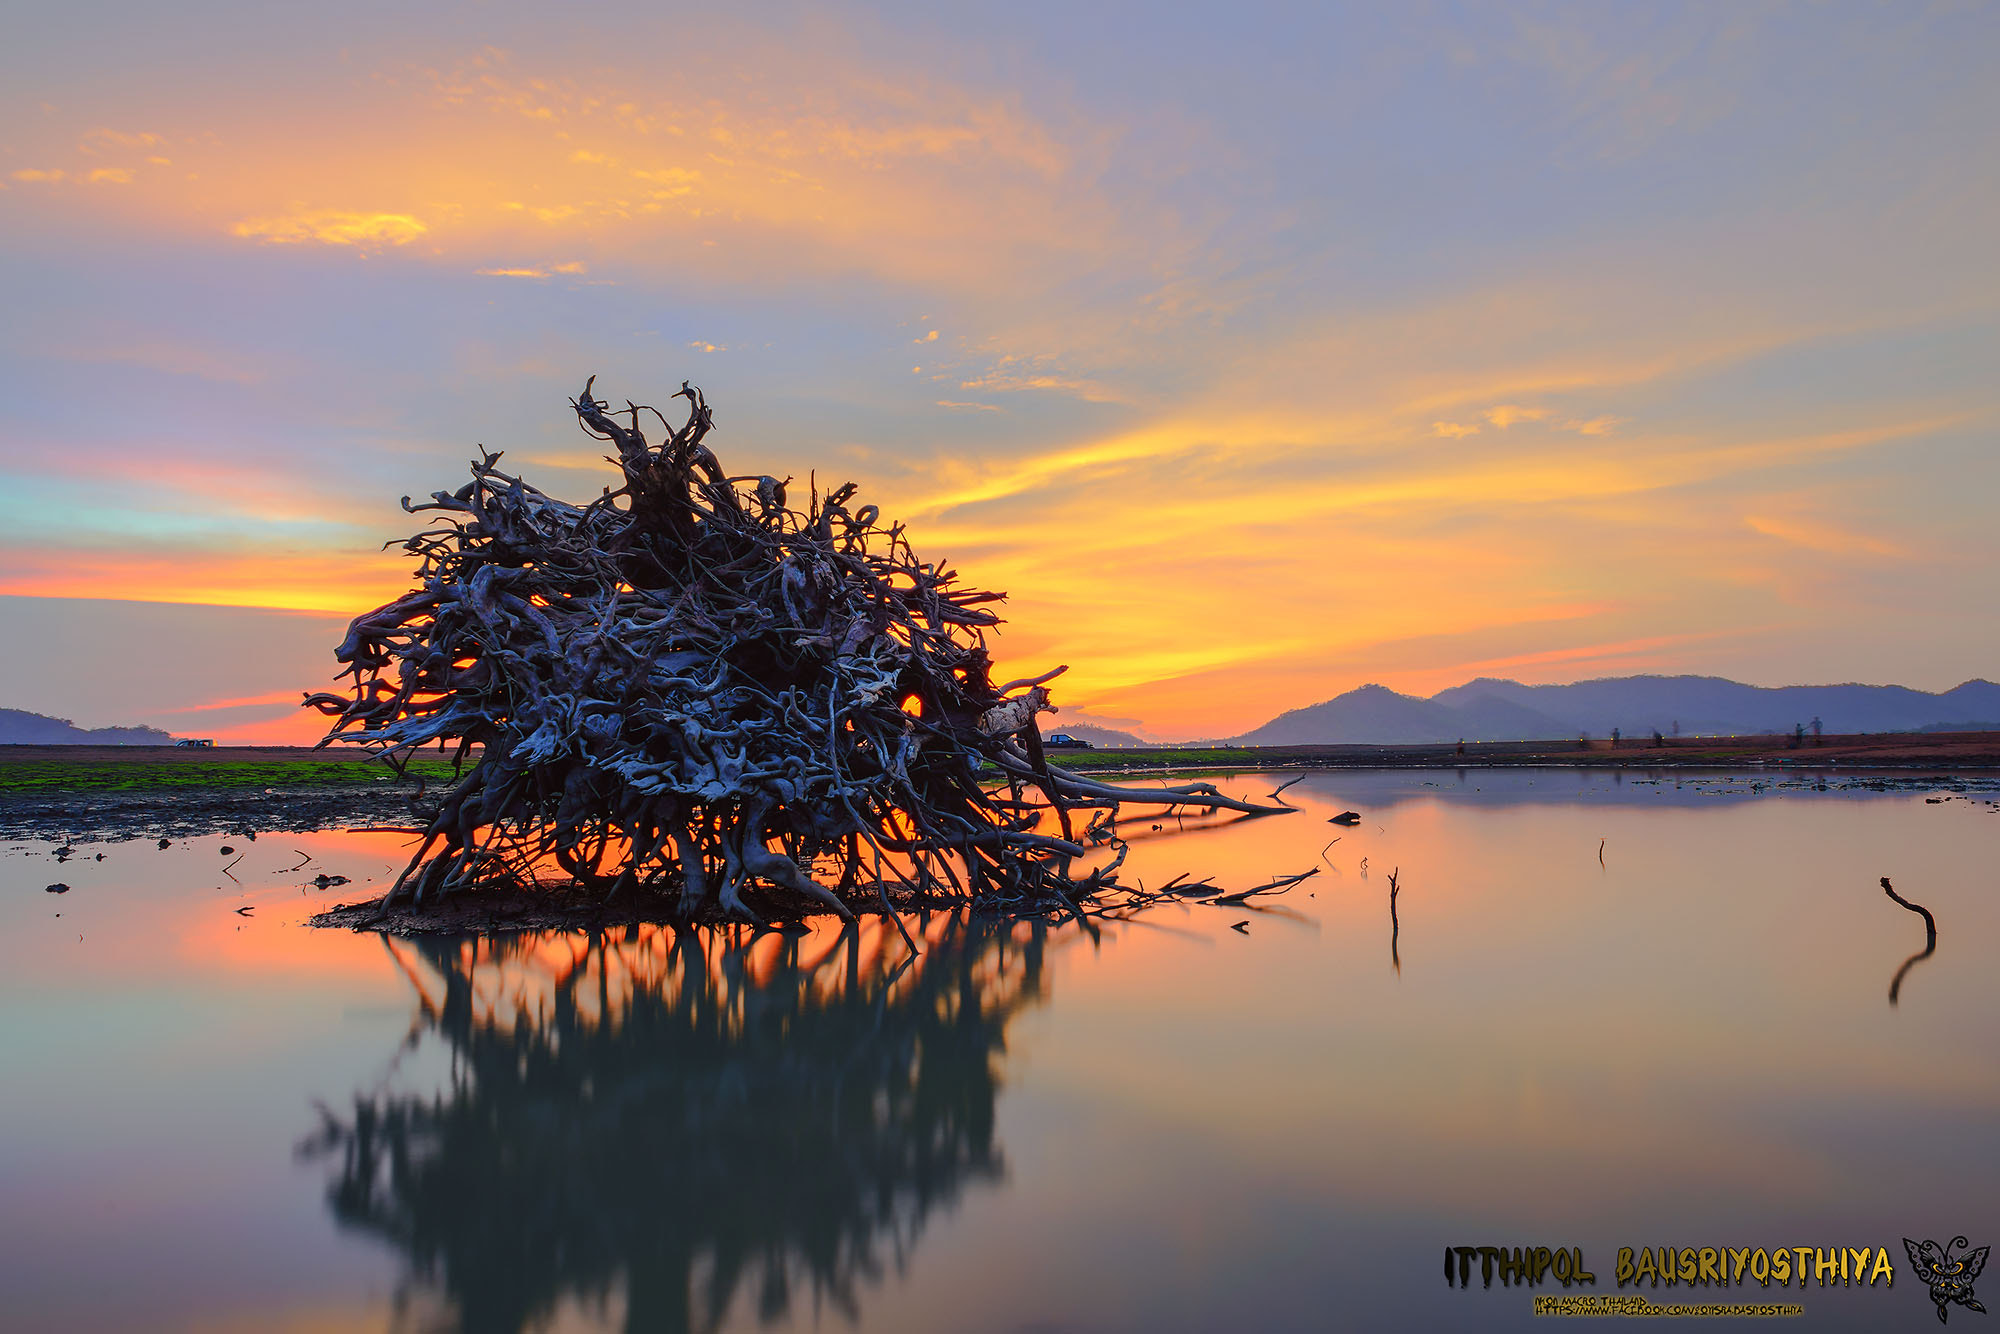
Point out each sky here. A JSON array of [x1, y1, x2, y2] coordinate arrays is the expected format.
[[1, 1, 1996, 743]]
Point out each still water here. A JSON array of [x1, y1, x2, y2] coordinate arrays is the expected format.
[[2, 769, 1995, 1332]]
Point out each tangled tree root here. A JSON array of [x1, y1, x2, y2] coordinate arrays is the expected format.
[[307, 376, 1293, 924]]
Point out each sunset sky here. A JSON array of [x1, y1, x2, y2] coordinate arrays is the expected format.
[[2, 2, 1996, 742]]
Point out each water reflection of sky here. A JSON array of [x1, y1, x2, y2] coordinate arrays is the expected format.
[[1, 771, 1995, 1331]]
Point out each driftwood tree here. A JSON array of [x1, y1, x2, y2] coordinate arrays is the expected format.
[[309, 377, 1289, 921]]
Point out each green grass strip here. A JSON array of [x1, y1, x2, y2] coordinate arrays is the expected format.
[[0, 759, 463, 794]]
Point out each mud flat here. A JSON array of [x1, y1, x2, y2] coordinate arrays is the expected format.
[[0, 746, 449, 843], [1049, 730, 2000, 774]]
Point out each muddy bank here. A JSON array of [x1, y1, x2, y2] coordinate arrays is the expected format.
[[0, 783, 437, 845], [1052, 730, 2000, 774]]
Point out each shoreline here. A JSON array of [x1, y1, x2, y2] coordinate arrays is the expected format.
[[6, 729, 2000, 787], [1042, 730, 2000, 774], [6, 732, 1995, 854]]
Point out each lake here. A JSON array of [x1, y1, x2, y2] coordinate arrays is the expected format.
[[3, 768, 1996, 1332]]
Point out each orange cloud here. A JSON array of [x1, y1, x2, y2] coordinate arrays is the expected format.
[[1446, 632, 1738, 679], [152, 690, 308, 714], [881, 402, 1961, 736], [3, 42, 1133, 301], [1743, 513, 1909, 559], [1565, 415, 1625, 435], [231, 210, 428, 248], [0, 546, 409, 616], [1483, 404, 1548, 428], [81, 128, 165, 151], [955, 370, 1121, 401]]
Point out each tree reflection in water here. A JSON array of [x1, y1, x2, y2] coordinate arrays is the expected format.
[[301, 914, 1054, 1333]]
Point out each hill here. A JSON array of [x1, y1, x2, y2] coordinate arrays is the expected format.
[[0, 708, 179, 746], [1230, 676, 2000, 746]]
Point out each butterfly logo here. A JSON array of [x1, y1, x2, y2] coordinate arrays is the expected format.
[[1906, 1236, 1988, 1324]]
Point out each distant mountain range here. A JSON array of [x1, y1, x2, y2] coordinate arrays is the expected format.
[[0, 708, 178, 746], [1229, 675, 2000, 746]]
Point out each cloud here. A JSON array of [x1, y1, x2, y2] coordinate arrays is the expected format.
[[81, 128, 164, 151], [1433, 421, 1481, 439], [1743, 514, 1908, 559], [916, 329, 938, 343], [935, 400, 1000, 412], [476, 261, 589, 278], [0, 543, 409, 615], [1564, 415, 1625, 435], [630, 166, 700, 197], [689, 341, 726, 352], [86, 167, 134, 184], [1484, 404, 1549, 429], [231, 210, 428, 248], [955, 370, 1120, 401], [11, 168, 65, 183], [155, 689, 306, 715], [1448, 632, 1735, 678], [1, 38, 1148, 304]]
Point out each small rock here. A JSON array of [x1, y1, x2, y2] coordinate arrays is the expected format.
[[158, 838, 172, 850], [312, 873, 351, 888], [220, 846, 236, 855], [1329, 811, 1362, 826], [45, 883, 70, 894]]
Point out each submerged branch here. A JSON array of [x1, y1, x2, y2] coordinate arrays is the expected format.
[[1881, 876, 1937, 1006]]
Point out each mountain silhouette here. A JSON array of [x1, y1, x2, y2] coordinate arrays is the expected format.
[[0, 708, 177, 745], [1230, 676, 2000, 746]]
